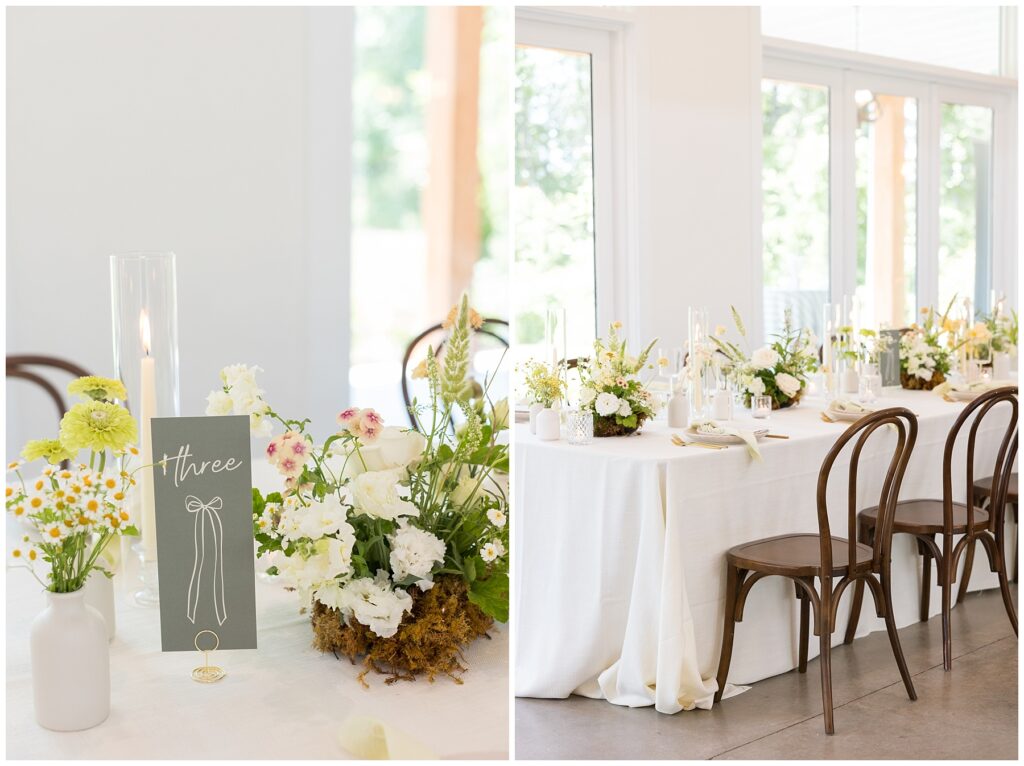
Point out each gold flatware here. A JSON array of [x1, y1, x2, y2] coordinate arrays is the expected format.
[[820, 412, 838, 423], [763, 434, 789, 439], [670, 434, 726, 450]]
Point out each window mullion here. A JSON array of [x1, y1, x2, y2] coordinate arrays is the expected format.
[[918, 83, 940, 312]]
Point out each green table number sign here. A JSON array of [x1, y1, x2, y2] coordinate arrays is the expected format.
[[150, 415, 258, 654]]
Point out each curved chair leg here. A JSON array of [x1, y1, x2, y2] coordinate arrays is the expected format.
[[880, 571, 917, 700], [1012, 503, 1018, 584], [844, 579, 864, 645], [956, 537, 976, 605], [918, 537, 933, 622], [993, 522, 1019, 636], [798, 593, 810, 673], [941, 537, 953, 672], [819, 619, 835, 735], [715, 564, 743, 703]]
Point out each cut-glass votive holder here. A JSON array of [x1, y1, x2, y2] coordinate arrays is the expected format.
[[566, 408, 594, 446], [752, 395, 772, 420]]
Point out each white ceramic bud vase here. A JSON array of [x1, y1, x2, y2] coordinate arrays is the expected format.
[[528, 402, 544, 434], [536, 407, 561, 441], [667, 391, 689, 429], [993, 352, 1010, 380], [841, 366, 859, 394], [82, 570, 116, 641], [31, 589, 110, 731]]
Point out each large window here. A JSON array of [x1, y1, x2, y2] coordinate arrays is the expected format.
[[761, 37, 1015, 341], [350, 7, 510, 422]]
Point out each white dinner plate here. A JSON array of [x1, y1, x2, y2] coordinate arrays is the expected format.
[[825, 404, 875, 422], [684, 425, 768, 445]]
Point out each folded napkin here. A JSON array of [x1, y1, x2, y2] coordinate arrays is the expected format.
[[338, 716, 439, 760], [692, 420, 762, 461], [934, 379, 994, 397], [828, 398, 873, 414]]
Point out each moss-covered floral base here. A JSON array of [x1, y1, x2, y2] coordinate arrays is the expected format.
[[901, 370, 945, 391], [311, 575, 493, 686], [594, 413, 648, 437]]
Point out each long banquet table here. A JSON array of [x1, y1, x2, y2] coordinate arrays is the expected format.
[[7, 462, 508, 759], [514, 387, 1016, 714]]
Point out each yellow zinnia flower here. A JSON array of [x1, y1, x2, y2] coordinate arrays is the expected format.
[[59, 401, 138, 453], [67, 376, 127, 402], [21, 439, 74, 465]]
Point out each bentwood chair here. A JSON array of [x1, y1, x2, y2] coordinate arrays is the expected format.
[[714, 408, 919, 735], [400, 318, 508, 431], [845, 387, 1018, 671], [958, 471, 1018, 595], [6, 355, 95, 469]]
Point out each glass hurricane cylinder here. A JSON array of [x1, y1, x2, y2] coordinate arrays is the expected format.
[[687, 307, 712, 421], [110, 253, 180, 606], [821, 302, 840, 400]]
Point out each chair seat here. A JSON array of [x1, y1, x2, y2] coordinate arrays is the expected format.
[[974, 473, 1018, 504], [860, 499, 990, 535], [726, 533, 874, 577]]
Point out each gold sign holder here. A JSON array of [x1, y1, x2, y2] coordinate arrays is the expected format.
[[192, 629, 226, 683]]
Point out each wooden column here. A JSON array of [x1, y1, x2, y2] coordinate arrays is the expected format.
[[423, 6, 483, 319], [871, 94, 907, 327]]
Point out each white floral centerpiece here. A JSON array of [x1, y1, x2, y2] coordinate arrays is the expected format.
[[899, 300, 959, 390], [712, 307, 818, 409], [207, 296, 509, 684], [577, 322, 658, 437]]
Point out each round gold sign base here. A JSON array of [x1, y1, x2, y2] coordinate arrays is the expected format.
[[192, 665, 226, 684]]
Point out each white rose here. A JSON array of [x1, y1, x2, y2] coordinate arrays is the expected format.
[[356, 427, 426, 473], [388, 519, 446, 586], [595, 392, 620, 417], [774, 372, 802, 398], [205, 390, 234, 416], [616, 399, 632, 417], [579, 387, 597, 406], [748, 377, 766, 396], [751, 347, 781, 370], [451, 473, 480, 508], [352, 468, 418, 521]]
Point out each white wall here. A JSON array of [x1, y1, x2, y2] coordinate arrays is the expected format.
[[6, 7, 351, 456]]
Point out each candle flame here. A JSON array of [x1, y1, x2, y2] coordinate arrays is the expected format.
[[140, 310, 152, 356]]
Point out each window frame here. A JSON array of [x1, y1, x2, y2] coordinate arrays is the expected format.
[[759, 37, 1017, 340], [514, 9, 638, 346]]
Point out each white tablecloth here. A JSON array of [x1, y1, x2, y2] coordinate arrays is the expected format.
[[7, 461, 508, 759], [514, 388, 1015, 714]]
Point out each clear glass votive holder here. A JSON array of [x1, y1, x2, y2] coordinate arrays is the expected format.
[[566, 408, 594, 446], [751, 395, 772, 420]]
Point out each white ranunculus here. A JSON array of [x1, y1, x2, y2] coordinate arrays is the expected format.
[[616, 398, 632, 417], [775, 372, 802, 398], [356, 426, 426, 473], [388, 520, 446, 586], [751, 346, 781, 370], [351, 468, 418, 521], [579, 387, 597, 406], [748, 376, 766, 396], [595, 392, 621, 417], [335, 572, 414, 638], [205, 390, 234, 416]]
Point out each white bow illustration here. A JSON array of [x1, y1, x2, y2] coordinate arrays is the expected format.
[[185, 495, 227, 627]]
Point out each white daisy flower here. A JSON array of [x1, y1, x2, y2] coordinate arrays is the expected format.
[[481, 539, 505, 563], [486, 509, 507, 528]]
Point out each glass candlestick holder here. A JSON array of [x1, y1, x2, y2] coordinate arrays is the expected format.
[[566, 408, 594, 446], [111, 252, 181, 606]]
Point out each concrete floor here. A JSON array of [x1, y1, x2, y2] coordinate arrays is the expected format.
[[515, 587, 1017, 760]]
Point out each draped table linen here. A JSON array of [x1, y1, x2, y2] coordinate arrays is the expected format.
[[7, 461, 508, 759], [514, 389, 1014, 714]]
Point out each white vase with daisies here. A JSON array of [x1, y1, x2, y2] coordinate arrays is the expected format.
[[7, 376, 142, 731]]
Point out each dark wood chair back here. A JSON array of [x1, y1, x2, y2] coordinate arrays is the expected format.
[[400, 318, 508, 430], [943, 386, 1018, 538], [7, 355, 95, 468], [816, 407, 918, 576]]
